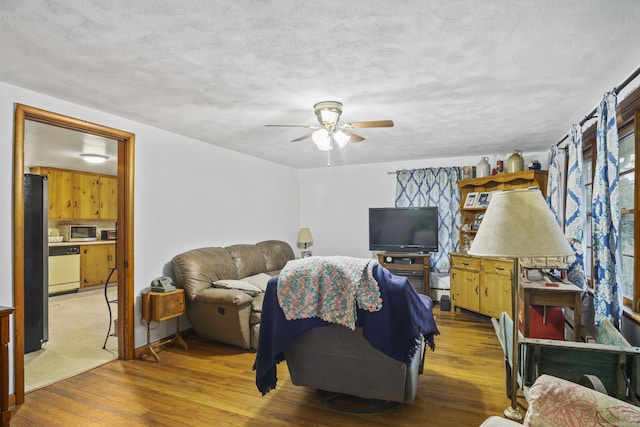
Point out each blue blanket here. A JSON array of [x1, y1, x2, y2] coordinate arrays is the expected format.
[[254, 264, 439, 395]]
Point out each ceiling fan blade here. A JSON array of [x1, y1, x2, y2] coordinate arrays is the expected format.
[[345, 131, 365, 142], [265, 124, 314, 128], [344, 120, 394, 129], [291, 133, 313, 142]]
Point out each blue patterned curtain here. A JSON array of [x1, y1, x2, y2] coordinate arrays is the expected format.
[[592, 92, 623, 327], [395, 168, 462, 273], [546, 144, 562, 225], [564, 125, 588, 305]]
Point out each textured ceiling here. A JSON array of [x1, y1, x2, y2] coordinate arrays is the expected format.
[[2, 1, 640, 169]]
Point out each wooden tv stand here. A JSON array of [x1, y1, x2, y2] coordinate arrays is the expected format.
[[376, 252, 430, 294]]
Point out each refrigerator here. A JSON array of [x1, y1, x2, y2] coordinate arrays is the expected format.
[[24, 173, 49, 353]]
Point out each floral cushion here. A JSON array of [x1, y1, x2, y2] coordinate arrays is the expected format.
[[524, 374, 640, 427]]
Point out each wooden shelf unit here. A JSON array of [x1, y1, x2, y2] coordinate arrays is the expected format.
[[451, 170, 548, 317], [377, 253, 430, 294], [458, 170, 548, 246]]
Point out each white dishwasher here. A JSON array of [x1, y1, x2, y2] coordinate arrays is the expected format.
[[48, 245, 81, 295]]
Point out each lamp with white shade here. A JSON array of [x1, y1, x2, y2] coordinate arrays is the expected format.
[[467, 189, 573, 420], [297, 228, 313, 257]]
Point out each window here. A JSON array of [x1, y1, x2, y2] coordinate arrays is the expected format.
[[619, 131, 635, 303], [581, 105, 638, 312], [582, 145, 593, 285]]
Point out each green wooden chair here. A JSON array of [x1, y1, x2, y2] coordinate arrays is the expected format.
[[492, 311, 640, 404]]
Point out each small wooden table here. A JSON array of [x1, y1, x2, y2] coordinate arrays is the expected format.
[[520, 280, 582, 342], [139, 289, 188, 362]]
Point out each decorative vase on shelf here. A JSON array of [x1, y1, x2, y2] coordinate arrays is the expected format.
[[476, 157, 491, 177], [507, 150, 524, 173], [528, 160, 541, 170]]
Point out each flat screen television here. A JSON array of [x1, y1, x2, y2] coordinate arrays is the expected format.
[[369, 207, 439, 253]]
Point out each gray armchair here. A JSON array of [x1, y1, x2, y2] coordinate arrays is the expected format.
[[284, 324, 425, 408], [254, 261, 438, 411]]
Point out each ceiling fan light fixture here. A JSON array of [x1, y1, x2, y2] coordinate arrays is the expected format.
[[314, 101, 343, 125], [312, 129, 332, 151], [80, 153, 109, 163], [319, 109, 339, 124], [333, 130, 351, 148]]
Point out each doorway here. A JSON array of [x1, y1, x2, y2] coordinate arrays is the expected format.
[[23, 121, 119, 391], [13, 104, 135, 405]]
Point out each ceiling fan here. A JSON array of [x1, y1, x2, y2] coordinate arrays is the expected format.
[[265, 101, 394, 151]]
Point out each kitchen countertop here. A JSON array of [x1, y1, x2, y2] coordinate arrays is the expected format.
[[49, 240, 116, 247]]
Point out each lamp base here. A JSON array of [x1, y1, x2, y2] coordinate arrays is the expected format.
[[503, 406, 524, 421]]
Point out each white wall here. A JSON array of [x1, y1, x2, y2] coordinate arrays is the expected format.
[[298, 153, 549, 260], [0, 81, 300, 388], [0, 79, 554, 393]]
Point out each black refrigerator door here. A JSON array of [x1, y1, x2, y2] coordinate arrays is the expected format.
[[24, 173, 49, 354]]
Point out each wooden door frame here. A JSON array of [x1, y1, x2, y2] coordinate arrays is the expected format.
[[12, 104, 135, 405]]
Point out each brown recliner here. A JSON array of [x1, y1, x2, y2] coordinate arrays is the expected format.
[[171, 240, 295, 349]]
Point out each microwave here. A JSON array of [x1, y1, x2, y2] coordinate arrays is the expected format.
[[58, 225, 97, 242]]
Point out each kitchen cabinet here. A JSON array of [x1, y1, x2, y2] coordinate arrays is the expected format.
[[98, 175, 117, 220], [450, 253, 512, 317], [80, 243, 116, 288], [30, 166, 117, 221], [74, 172, 100, 220], [29, 166, 74, 220]]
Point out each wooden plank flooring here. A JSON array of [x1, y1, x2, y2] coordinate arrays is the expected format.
[[11, 306, 523, 426]]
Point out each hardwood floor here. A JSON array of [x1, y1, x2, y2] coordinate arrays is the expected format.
[[11, 306, 522, 426]]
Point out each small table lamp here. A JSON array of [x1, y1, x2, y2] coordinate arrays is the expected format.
[[297, 228, 313, 257], [467, 189, 573, 420]]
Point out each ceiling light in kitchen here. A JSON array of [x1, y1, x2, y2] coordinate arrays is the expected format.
[[80, 153, 109, 163]]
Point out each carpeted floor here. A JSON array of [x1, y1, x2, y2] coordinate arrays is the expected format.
[[24, 287, 118, 392]]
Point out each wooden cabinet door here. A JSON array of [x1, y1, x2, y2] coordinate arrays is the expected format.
[[480, 273, 512, 317], [451, 267, 480, 312], [99, 175, 117, 220], [30, 167, 74, 220], [81, 244, 116, 287], [480, 259, 513, 317], [458, 269, 480, 312], [74, 172, 100, 220], [50, 169, 75, 220]]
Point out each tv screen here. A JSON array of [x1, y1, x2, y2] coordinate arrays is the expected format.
[[369, 207, 438, 253]]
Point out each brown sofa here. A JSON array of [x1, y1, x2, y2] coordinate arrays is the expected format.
[[171, 240, 295, 349]]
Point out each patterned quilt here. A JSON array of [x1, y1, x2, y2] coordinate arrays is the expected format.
[[277, 256, 382, 329]]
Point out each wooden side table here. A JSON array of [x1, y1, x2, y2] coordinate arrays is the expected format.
[[520, 280, 582, 342], [139, 289, 188, 362], [377, 253, 430, 294]]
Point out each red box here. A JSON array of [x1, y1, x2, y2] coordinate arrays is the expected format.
[[520, 305, 564, 340]]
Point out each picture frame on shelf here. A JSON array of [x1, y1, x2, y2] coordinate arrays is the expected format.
[[300, 250, 313, 258], [464, 192, 479, 208], [476, 192, 491, 208], [473, 212, 484, 230], [461, 166, 476, 180]]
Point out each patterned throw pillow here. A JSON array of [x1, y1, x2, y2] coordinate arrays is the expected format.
[[524, 374, 640, 427]]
